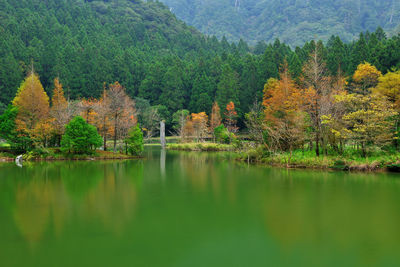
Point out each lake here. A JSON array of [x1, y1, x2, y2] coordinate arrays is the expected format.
[[1, 147, 400, 266]]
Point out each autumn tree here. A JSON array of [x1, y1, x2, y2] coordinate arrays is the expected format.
[[78, 98, 97, 124], [120, 108, 138, 153], [320, 82, 348, 155], [302, 46, 331, 156], [353, 62, 382, 94], [263, 66, 305, 159], [32, 118, 54, 147], [373, 70, 400, 146], [50, 78, 72, 146], [12, 71, 50, 148], [374, 70, 400, 111], [224, 101, 239, 136], [94, 89, 112, 151], [334, 93, 397, 157], [210, 101, 222, 141], [191, 112, 209, 142], [107, 82, 136, 152], [182, 115, 194, 142]]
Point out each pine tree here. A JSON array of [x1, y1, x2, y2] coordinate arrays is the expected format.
[[216, 64, 239, 112]]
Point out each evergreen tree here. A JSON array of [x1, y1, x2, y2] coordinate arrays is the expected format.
[[216, 64, 239, 113], [61, 116, 102, 154]]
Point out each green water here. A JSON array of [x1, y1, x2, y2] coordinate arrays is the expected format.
[[1, 147, 400, 266]]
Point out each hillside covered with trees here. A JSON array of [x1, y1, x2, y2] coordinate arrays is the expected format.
[[2, 0, 400, 142], [159, 0, 400, 46]]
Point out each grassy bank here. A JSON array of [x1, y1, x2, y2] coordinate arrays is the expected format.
[[167, 143, 234, 152], [239, 148, 400, 171], [0, 143, 14, 161], [1, 149, 139, 162]]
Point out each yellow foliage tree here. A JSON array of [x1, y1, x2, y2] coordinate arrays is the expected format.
[[12, 72, 50, 146], [334, 92, 397, 157], [182, 115, 194, 142], [373, 70, 400, 111], [353, 62, 382, 94], [191, 112, 209, 142]]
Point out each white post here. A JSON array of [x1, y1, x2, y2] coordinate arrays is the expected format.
[[160, 121, 166, 149]]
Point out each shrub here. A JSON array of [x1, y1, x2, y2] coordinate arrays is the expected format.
[[214, 124, 231, 144], [126, 124, 144, 156], [0, 105, 30, 150], [61, 116, 102, 154]]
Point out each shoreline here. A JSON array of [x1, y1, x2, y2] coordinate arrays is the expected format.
[[0, 150, 141, 163], [241, 160, 389, 173], [167, 142, 400, 173], [3, 145, 400, 173], [238, 153, 400, 173]]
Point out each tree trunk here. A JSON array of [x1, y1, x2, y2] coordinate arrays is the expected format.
[[103, 120, 107, 151], [114, 114, 117, 152], [315, 132, 320, 157], [361, 142, 366, 158]]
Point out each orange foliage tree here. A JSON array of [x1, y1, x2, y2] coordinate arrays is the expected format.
[[79, 98, 98, 125], [224, 101, 238, 135], [263, 65, 305, 157], [191, 112, 209, 142], [210, 101, 222, 129]]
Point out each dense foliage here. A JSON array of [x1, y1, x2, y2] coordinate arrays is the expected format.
[[2, 0, 400, 138], [60, 116, 102, 154], [125, 124, 144, 156], [160, 0, 400, 46], [255, 58, 400, 158], [214, 125, 230, 144], [0, 105, 21, 148]]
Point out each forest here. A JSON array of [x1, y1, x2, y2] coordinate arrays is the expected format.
[[2, 0, 400, 162], [159, 0, 400, 46]]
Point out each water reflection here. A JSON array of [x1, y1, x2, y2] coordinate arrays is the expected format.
[[1, 149, 400, 266], [1, 161, 143, 248]]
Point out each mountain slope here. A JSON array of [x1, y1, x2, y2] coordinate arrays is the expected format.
[[159, 0, 400, 46], [0, 0, 213, 105]]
